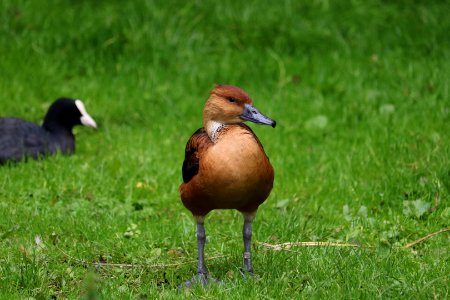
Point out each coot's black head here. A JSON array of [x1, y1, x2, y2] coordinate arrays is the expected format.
[[42, 98, 97, 132]]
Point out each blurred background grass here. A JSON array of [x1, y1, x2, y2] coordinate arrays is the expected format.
[[0, 0, 449, 298]]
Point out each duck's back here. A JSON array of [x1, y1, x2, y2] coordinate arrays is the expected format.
[[0, 117, 72, 163]]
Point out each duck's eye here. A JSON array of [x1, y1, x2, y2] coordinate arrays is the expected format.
[[227, 97, 237, 103]]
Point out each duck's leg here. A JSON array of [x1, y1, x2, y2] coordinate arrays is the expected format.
[[242, 213, 255, 274], [185, 217, 208, 287], [196, 219, 208, 284]]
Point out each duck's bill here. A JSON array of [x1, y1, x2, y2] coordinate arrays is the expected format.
[[75, 99, 98, 129], [80, 113, 97, 129], [241, 103, 276, 128]]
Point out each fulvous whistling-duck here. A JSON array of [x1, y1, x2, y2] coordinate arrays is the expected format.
[[180, 84, 276, 285]]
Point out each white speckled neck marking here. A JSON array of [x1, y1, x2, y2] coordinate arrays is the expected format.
[[207, 121, 224, 143]]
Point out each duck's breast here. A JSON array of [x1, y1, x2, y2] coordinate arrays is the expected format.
[[200, 125, 274, 210]]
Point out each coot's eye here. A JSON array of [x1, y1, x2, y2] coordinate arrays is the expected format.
[[228, 97, 237, 103]]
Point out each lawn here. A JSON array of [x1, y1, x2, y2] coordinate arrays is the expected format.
[[0, 0, 449, 298]]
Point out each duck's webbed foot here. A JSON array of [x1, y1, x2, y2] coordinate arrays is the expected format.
[[185, 272, 208, 288]]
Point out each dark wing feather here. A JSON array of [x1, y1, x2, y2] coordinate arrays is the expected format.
[[182, 128, 213, 183], [0, 118, 51, 163]]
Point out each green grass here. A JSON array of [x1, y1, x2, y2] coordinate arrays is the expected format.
[[1, 0, 449, 298]]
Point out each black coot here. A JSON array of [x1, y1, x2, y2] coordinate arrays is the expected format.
[[0, 97, 97, 164]]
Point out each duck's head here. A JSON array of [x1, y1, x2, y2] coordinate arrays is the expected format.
[[43, 98, 97, 132], [203, 85, 276, 132]]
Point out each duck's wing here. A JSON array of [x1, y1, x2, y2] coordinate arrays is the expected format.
[[0, 118, 50, 163], [182, 128, 213, 183]]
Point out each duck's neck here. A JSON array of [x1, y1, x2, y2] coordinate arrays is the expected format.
[[204, 120, 224, 143], [43, 120, 73, 135]]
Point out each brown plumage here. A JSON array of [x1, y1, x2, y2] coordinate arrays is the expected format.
[[180, 123, 273, 215], [179, 84, 276, 286]]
